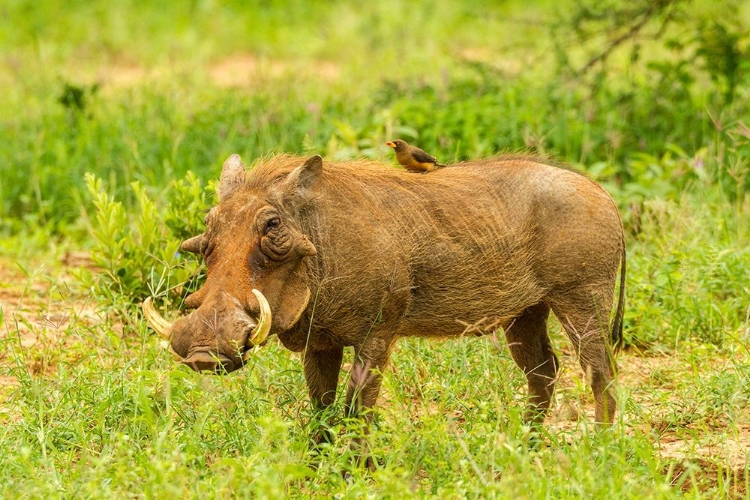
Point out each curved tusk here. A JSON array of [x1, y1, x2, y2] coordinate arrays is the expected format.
[[142, 297, 174, 341], [248, 289, 272, 348], [242, 347, 254, 363], [160, 340, 184, 361]]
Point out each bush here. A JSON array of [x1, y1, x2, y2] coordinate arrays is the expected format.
[[85, 171, 211, 312]]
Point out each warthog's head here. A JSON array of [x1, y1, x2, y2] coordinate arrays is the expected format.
[[144, 154, 321, 373]]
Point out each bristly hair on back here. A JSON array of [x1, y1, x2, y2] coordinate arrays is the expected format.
[[242, 152, 587, 189]]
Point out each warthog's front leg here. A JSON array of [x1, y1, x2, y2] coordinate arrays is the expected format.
[[303, 346, 344, 446], [345, 335, 394, 471]]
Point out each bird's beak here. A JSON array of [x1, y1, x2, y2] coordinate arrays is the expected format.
[[386, 142, 396, 148]]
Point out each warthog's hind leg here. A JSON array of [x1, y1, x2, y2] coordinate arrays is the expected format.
[[551, 290, 617, 423], [344, 335, 394, 471], [503, 303, 559, 425]]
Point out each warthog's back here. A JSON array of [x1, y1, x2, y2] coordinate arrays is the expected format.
[[271, 156, 624, 340]]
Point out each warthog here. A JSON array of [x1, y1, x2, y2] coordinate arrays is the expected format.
[[144, 153, 625, 467]]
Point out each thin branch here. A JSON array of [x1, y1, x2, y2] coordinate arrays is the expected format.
[[575, 5, 658, 76]]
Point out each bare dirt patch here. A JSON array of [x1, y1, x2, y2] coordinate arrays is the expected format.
[[209, 54, 286, 87], [208, 53, 340, 88], [94, 62, 148, 87], [0, 256, 97, 388], [32, 53, 342, 91], [667, 458, 748, 498], [547, 347, 750, 493]]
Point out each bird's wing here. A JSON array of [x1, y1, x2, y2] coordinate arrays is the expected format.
[[410, 148, 439, 164]]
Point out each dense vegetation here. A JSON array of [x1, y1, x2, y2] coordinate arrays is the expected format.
[[1, 0, 748, 498]]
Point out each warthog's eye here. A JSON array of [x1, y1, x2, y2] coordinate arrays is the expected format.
[[264, 217, 281, 235]]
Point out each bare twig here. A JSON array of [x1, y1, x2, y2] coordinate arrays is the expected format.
[[576, 5, 658, 76], [555, 0, 685, 78]]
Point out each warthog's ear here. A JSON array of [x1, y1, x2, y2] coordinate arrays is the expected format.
[[282, 155, 323, 201], [219, 154, 246, 200]]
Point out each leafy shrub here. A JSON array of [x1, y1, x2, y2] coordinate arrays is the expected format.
[[85, 172, 211, 311]]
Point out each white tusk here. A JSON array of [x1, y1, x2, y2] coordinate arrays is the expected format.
[[242, 348, 254, 363], [248, 289, 272, 348], [142, 297, 174, 341], [160, 340, 184, 361]]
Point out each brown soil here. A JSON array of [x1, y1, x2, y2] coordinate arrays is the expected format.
[[38, 53, 342, 91], [0, 255, 98, 390], [208, 54, 340, 88], [546, 348, 750, 494]]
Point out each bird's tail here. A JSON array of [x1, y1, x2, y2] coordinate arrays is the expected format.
[[435, 163, 446, 168]]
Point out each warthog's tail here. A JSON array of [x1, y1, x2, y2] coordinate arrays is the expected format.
[[611, 247, 626, 352]]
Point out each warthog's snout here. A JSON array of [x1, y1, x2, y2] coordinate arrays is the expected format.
[[142, 290, 272, 374]]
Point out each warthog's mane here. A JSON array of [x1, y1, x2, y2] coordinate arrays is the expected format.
[[242, 153, 590, 205], [245, 152, 578, 185]]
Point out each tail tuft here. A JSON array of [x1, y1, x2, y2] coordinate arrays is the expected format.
[[611, 248, 626, 352]]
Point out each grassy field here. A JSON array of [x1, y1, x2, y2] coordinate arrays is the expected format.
[[1, 0, 749, 498]]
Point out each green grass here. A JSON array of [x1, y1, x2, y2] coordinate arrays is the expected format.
[[1, 0, 749, 497], [1, 270, 748, 497]]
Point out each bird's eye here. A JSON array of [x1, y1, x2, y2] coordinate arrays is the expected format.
[[264, 217, 281, 235]]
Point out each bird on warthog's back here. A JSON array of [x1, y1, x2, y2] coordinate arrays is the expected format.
[[386, 139, 446, 173]]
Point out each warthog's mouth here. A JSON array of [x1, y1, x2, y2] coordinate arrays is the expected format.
[[142, 289, 272, 368]]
